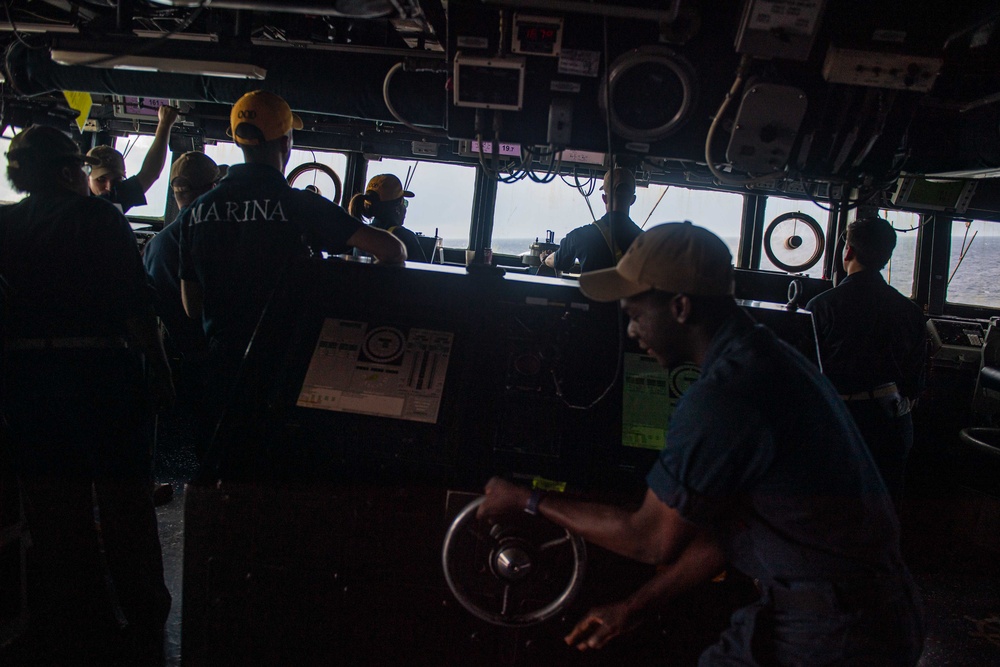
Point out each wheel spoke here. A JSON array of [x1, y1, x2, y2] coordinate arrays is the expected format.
[[539, 534, 571, 551], [464, 524, 497, 547]]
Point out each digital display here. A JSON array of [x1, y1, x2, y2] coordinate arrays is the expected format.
[[512, 14, 563, 57], [296, 318, 453, 424], [513, 15, 563, 56], [621, 354, 699, 450], [453, 55, 525, 111]]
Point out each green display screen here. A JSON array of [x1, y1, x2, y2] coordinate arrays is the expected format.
[[621, 353, 699, 450]]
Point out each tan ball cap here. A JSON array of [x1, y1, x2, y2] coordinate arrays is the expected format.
[[170, 151, 221, 192], [86, 145, 126, 180], [578, 222, 735, 302]]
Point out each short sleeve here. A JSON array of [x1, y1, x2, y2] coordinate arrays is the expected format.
[[553, 233, 579, 272], [108, 176, 148, 214], [299, 195, 362, 253], [646, 382, 776, 526]]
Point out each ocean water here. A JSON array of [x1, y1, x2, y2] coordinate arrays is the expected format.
[[944, 234, 1000, 308], [465, 235, 1000, 310]]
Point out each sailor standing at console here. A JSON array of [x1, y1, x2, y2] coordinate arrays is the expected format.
[[806, 216, 928, 510], [0, 125, 174, 663], [541, 167, 643, 275], [178, 91, 405, 440], [348, 173, 429, 263], [478, 222, 924, 665]]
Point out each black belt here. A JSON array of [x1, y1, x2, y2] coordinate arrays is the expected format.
[[5, 336, 129, 352]]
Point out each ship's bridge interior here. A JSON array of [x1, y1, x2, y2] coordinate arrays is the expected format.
[[2, 1, 1000, 666]]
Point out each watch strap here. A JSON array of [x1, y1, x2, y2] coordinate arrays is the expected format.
[[524, 488, 544, 515]]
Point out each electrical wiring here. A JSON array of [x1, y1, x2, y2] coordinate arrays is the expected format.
[[55, 0, 208, 69], [3, 0, 45, 50], [382, 62, 443, 136], [560, 165, 598, 197], [522, 144, 562, 184]]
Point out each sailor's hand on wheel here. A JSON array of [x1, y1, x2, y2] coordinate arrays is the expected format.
[[476, 476, 531, 522], [565, 601, 635, 651]]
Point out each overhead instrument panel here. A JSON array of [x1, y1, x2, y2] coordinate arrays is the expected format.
[[445, 2, 743, 159], [763, 211, 825, 273], [453, 53, 527, 111], [734, 0, 827, 61], [599, 46, 698, 150]]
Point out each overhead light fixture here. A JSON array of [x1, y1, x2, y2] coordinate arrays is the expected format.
[[50, 49, 267, 80], [150, 0, 397, 18], [481, 0, 680, 22]]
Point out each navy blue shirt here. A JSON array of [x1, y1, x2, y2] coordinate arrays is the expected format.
[[99, 174, 147, 215], [144, 211, 207, 359], [806, 270, 927, 398], [371, 217, 428, 263], [646, 310, 905, 584], [553, 211, 642, 274], [0, 191, 149, 338], [178, 163, 362, 349]]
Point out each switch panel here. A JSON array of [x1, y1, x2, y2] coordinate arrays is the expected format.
[[823, 47, 943, 92], [547, 98, 573, 147]]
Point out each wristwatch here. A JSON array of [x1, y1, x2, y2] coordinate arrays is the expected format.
[[524, 488, 545, 516]]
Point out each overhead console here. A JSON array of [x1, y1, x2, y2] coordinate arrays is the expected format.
[[446, 1, 740, 163], [443, 0, 1000, 212]]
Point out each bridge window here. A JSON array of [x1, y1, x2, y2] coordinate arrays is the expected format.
[[947, 218, 1000, 309], [115, 134, 169, 219], [203, 144, 349, 206], [365, 157, 476, 249], [492, 172, 744, 260], [881, 209, 921, 298], [0, 129, 25, 204]]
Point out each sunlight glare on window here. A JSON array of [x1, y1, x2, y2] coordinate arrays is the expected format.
[[368, 157, 475, 249], [115, 134, 169, 219], [0, 129, 25, 204]]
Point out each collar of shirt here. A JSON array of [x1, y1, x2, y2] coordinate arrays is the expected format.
[[699, 308, 757, 373], [226, 163, 287, 185], [840, 268, 887, 287], [599, 210, 634, 225]]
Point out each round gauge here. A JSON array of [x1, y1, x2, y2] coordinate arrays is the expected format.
[[763, 212, 825, 273], [599, 46, 697, 143], [363, 326, 406, 364], [287, 162, 343, 206]]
